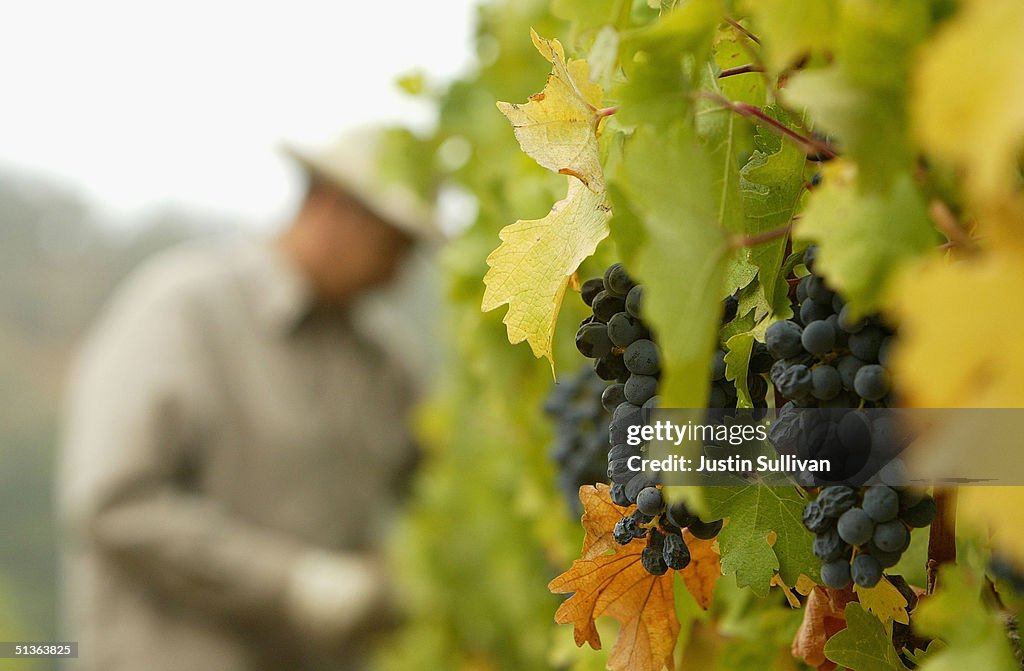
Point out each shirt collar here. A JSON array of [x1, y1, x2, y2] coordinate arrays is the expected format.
[[246, 239, 317, 336]]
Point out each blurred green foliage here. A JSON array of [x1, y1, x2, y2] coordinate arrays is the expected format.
[[372, 2, 619, 669]]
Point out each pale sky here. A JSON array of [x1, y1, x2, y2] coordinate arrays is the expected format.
[[0, 0, 479, 229]]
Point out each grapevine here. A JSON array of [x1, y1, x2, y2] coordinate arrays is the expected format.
[[574, 262, 734, 575], [376, 1, 1024, 670]]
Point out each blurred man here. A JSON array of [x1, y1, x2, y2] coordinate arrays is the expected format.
[[57, 130, 438, 671]]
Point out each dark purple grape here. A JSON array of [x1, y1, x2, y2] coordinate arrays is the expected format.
[[581, 277, 604, 306], [624, 339, 660, 375], [837, 508, 874, 546], [821, 558, 852, 589], [641, 547, 669, 575], [593, 291, 626, 322], [852, 553, 882, 587], [688, 517, 723, 540], [603, 263, 635, 296], [663, 532, 691, 570], [766, 320, 804, 359], [636, 486, 665, 516]]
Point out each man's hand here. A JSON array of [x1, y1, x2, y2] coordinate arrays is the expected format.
[[284, 550, 390, 646]]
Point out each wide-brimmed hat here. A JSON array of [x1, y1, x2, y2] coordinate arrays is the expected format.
[[281, 128, 441, 242]]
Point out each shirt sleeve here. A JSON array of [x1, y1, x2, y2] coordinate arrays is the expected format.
[[57, 270, 355, 635]]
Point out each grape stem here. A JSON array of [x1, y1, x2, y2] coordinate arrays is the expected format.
[[928, 199, 976, 251], [720, 19, 818, 139], [725, 17, 761, 45], [926, 488, 957, 595], [718, 63, 764, 78], [728, 223, 792, 249], [700, 93, 838, 160], [729, 38, 818, 139]]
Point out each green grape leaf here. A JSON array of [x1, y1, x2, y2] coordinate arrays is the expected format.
[[617, 122, 729, 408], [607, 181, 648, 272], [713, 32, 767, 109], [742, 0, 838, 73], [740, 116, 806, 318], [824, 603, 909, 671], [720, 296, 757, 344], [706, 483, 818, 596], [614, 0, 721, 129], [587, 26, 620, 91], [496, 30, 606, 192], [734, 277, 773, 327], [722, 254, 758, 300], [552, 0, 620, 38], [784, 1, 930, 190], [903, 641, 947, 668], [724, 333, 754, 408], [794, 162, 937, 318], [913, 566, 1019, 671], [481, 179, 612, 370], [697, 61, 744, 236]]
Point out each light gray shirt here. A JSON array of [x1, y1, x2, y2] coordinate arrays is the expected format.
[[58, 238, 417, 671]]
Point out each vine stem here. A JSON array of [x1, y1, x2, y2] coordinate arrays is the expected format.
[[728, 223, 792, 249], [720, 14, 817, 138], [728, 30, 817, 139], [718, 63, 764, 79], [927, 488, 957, 595], [725, 17, 761, 44], [699, 92, 838, 159], [928, 199, 976, 251]]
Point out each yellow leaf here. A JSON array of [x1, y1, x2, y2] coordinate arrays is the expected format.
[[550, 486, 680, 671], [772, 573, 815, 608], [795, 574, 817, 596], [855, 576, 909, 626], [887, 247, 1024, 566], [912, 0, 1024, 208], [770, 573, 801, 608], [496, 29, 607, 192], [960, 487, 1024, 568], [887, 251, 1024, 408], [481, 179, 611, 369]]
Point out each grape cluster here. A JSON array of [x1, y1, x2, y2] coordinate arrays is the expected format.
[[766, 246, 896, 408], [803, 484, 937, 588], [616, 498, 724, 575], [575, 263, 726, 575], [765, 247, 938, 588], [543, 365, 612, 513]]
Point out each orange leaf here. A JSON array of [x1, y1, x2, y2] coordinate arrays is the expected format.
[[678, 531, 720, 609], [792, 586, 855, 671], [550, 485, 680, 671], [579, 484, 633, 559]]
